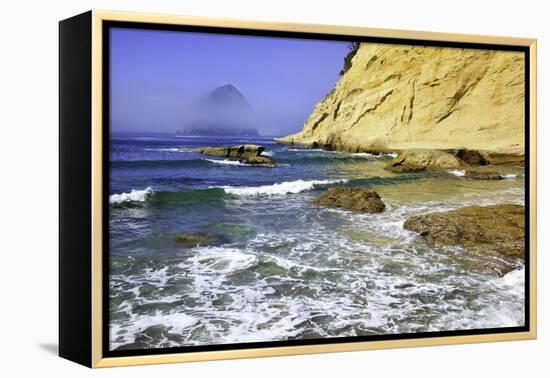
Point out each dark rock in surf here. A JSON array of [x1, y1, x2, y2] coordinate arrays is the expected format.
[[464, 170, 503, 180], [403, 204, 525, 261], [191, 144, 265, 158], [245, 156, 274, 166], [313, 187, 386, 213]]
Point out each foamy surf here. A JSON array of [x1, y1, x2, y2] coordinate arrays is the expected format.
[[109, 134, 527, 350], [448, 169, 466, 177], [351, 152, 398, 158], [448, 170, 519, 179], [218, 179, 348, 196], [109, 187, 153, 204], [144, 148, 180, 152], [286, 148, 324, 152], [203, 158, 250, 166], [202, 158, 275, 167], [110, 312, 198, 350]]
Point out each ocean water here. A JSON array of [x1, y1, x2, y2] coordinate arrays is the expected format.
[[109, 133, 526, 351]]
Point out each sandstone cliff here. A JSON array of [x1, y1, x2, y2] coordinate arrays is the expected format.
[[276, 43, 525, 154]]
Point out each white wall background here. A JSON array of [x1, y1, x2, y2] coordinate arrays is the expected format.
[[1, 0, 547, 376]]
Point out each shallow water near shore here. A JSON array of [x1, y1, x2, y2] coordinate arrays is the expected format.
[[109, 133, 525, 351]]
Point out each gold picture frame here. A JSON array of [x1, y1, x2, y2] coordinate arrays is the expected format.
[[59, 10, 537, 368]]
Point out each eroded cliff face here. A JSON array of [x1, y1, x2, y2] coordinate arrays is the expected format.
[[277, 43, 525, 154]]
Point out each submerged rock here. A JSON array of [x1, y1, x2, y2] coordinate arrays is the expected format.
[[245, 156, 274, 166], [403, 204, 525, 260], [313, 187, 386, 213], [464, 169, 503, 180], [385, 149, 461, 172], [173, 232, 216, 247], [193, 144, 265, 158]]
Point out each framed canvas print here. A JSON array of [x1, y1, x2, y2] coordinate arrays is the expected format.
[[59, 10, 537, 368]]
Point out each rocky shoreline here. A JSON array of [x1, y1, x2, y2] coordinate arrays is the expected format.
[[300, 147, 524, 277], [384, 148, 524, 172], [174, 141, 524, 278], [311, 185, 524, 277]]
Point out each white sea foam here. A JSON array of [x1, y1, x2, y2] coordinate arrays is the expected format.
[[288, 149, 397, 159], [286, 148, 324, 152], [186, 247, 259, 276], [448, 169, 466, 177], [144, 148, 180, 152], [261, 151, 274, 156], [109, 187, 153, 204], [110, 312, 198, 350], [351, 152, 398, 158], [428, 266, 525, 331], [448, 170, 519, 180], [203, 158, 248, 166], [110, 226, 526, 349], [203, 158, 273, 167], [492, 266, 525, 296], [218, 179, 348, 196]]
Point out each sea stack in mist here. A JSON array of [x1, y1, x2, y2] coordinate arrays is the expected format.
[[276, 43, 525, 154], [177, 84, 259, 137]]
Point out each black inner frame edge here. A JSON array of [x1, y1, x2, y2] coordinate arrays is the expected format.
[[101, 20, 531, 359]]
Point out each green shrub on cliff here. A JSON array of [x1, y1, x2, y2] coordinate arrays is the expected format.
[[339, 42, 360, 76]]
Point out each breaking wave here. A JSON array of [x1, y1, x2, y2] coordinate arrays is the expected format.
[[217, 179, 348, 196], [448, 170, 520, 179], [144, 148, 180, 152], [109, 187, 153, 204], [202, 158, 272, 167]]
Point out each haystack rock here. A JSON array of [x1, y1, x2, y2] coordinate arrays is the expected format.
[[177, 84, 259, 137]]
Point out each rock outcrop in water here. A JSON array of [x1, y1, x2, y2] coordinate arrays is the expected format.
[[180, 144, 274, 165], [403, 204, 525, 261], [245, 156, 274, 166], [463, 169, 503, 180], [187, 144, 265, 158], [276, 43, 524, 155], [385, 149, 462, 172], [314, 187, 386, 213]]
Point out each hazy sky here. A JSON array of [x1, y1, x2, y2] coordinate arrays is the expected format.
[[110, 27, 350, 136]]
